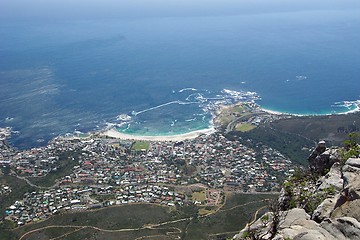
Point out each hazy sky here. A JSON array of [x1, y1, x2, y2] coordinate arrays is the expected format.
[[1, 0, 360, 21]]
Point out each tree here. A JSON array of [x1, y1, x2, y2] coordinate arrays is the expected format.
[[241, 199, 287, 240], [340, 133, 360, 163], [267, 199, 287, 239]]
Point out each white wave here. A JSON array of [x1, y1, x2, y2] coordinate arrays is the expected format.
[[185, 118, 196, 122], [170, 121, 176, 127], [205, 97, 226, 100], [5, 117, 14, 122], [74, 130, 83, 135], [115, 122, 128, 128], [262, 99, 360, 117], [132, 101, 181, 116], [332, 100, 360, 114], [12, 130, 20, 135], [296, 75, 307, 81], [222, 89, 238, 95], [178, 101, 197, 105], [105, 122, 117, 128], [117, 114, 132, 121], [179, 88, 197, 93], [185, 93, 207, 103], [246, 91, 258, 95], [111, 87, 263, 136]]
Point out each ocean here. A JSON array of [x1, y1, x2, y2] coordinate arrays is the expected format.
[[0, 9, 359, 149]]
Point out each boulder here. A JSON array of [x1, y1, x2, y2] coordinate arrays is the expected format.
[[312, 194, 339, 222], [342, 158, 360, 201], [331, 199, 360, 222], [233, 157, 360, 240], [308, 142, 339, 175], [279, 208, 337, 240], [321, 217, 360, 240], [346, 158, 360, 168], [317, 162, 343, 192]]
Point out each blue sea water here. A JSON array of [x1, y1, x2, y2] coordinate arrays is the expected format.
[[0, 10, 360, 149]]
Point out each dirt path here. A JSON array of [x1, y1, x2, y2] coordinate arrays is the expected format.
[[18, 195, 270, 240], [18, 217, 193, 240], [249, 206, 267, 225], [12, 170, 58, 189], [49, 226, 87, 240], [217, 198, 268, 214]]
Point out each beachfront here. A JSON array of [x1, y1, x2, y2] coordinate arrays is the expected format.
[[101, 127, 216, 141]]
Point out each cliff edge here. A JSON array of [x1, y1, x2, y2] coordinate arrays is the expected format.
[[234, 140, 360, 240]]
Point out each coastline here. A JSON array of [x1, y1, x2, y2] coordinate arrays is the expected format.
[[8, 98, 360, 149], [100, 127, 216, 142], [260, 101, 360, 117], [103, 100, 360, 143]]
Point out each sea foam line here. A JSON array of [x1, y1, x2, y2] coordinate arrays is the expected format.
[[261, 99, 360, 117], [179, 88, 197, 93], [132, 100, 196, 116]]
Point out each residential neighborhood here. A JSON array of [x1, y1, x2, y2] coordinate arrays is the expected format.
[[1, 128, 296, 226]]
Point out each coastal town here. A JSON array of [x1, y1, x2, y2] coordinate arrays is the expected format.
[[0, 102, 298, 227], [1, 117, 297, 227]]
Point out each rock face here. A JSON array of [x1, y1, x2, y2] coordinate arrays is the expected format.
[[234, 156, 360, 240], [307, 141, 339, 175], [279, 208, 337, 240], [317, 162, 343, 192], [234, 208, 360, 240], [342, 158, 360, 201], [321, 217, 360, 240]]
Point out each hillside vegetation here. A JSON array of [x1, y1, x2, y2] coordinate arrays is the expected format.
[[5, 193, 276, 240]]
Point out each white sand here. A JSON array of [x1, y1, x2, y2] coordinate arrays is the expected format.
[[101, 127, 216, 142], [260, 108, 301, 116]]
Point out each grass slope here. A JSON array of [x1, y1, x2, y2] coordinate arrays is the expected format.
[[227, 126, 314, 165], [9, 193, 277, 240], [270, 113, 360, 145]]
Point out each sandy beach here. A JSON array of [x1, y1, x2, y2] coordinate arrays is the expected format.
[[101, 127, 216, 142], [260, 108, 293, 116]]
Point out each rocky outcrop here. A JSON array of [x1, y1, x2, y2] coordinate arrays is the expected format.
[[311, 162, 343, 222], [234, 208, 360, 240], [342, 158, 360, 201], [321, 217, 360, 240], [312, 158, 360, 221], [316, 162, 343, 192], [312, 194, 339, 222], [234, 155, 360, 240], [307, 141, 339, 175]]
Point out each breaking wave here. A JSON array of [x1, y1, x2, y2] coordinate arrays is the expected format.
[[112, 88, 261, 135]]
